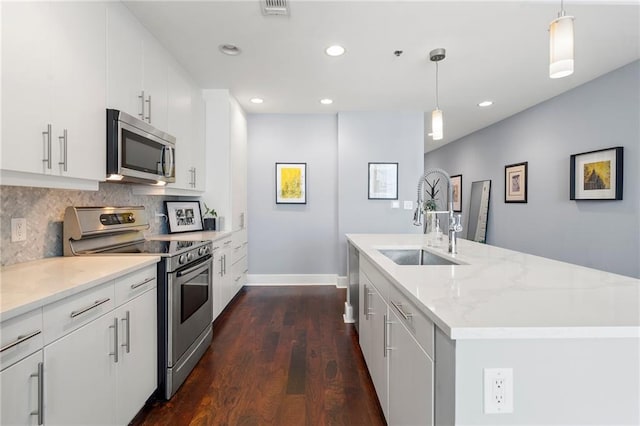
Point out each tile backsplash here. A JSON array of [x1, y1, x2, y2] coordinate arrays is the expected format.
[[0, 183, 177, 266]]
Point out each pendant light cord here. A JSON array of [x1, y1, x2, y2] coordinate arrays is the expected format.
[[435, 61, 440, 109]]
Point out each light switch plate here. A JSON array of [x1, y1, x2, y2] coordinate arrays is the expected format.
[[403, 201, 413, 210]]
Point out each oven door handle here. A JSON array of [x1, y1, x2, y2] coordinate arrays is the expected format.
[[176, 256, 212, 277]]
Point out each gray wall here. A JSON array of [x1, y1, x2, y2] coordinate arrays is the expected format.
[[425, 61, 639, 278], [247, 112, 424, 277], [247, 114, 339, 274], [0, 183, 172, 266], [337, 112, 424, 275]]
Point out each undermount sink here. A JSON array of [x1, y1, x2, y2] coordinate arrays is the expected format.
[[379, 249, 460, 266]]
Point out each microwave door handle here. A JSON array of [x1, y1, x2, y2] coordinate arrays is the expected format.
[[160, 146, 166, 176], [167, 147, 174, 178]]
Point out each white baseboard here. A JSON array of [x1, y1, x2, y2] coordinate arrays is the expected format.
[[336, 276, 348, 288], [247, 274, 343, 286]]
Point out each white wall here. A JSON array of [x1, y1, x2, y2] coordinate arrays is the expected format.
[[247, 114, 339, 275], [425, 61, 639, 278], [337, 112, 424, 275], [247, 111, 425, 278]]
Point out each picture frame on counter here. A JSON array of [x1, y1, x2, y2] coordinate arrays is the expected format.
[[451, 174, 462, 212], [570, 146, 623, 200], [165, 201, 204, 233], [504, 161, 528, 203], [276, 163, 307, 204], [368, 162, 398, 200]]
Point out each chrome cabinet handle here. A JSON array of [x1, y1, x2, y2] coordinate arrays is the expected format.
[[243, 269, 248, 274], [219, 256, 224, 276], [109, 317, 118, 363], [363, 284, 369, 320], [70, 297, 110, 318], [138, 90, 145, 119], [234, 245, 242, 250], [0, 330, 41, 353], [58, 128, 67, 171], [223, 240, 232, 246], [193, 167, 197, 187], [384, 315, 393, 358], [391, 300, 413, 321], [145, 94, 151, 122], [130, 276, 154, 290], [121, 311, 130, 354], [242, 241, 248, 246], [42, 124, 52, 169], [30, 362, 44, 425], [212, 246, 220, 251], [234, 276, 241, 282]]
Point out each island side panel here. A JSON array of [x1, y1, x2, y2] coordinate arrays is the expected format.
[[454, 338, 640, 425], [435, 326, 456, 426]]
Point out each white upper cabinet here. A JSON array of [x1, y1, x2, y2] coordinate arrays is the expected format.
[[1, 1, 106, 190], [202, 90, 248, 231], [107, 2, 168, 133], [167, 64, 194, 190]]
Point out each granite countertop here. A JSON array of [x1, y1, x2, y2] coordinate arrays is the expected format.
[[347, 234, 640, 340], [0, 256, 160, 321]]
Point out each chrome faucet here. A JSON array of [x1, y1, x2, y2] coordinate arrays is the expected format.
[[414, 168, 463, 254]]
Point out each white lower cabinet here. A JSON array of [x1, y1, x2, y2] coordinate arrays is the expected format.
[[0, 350, 43, 426], [388, 309, 434, 426], [44, 312, 117, 425], [359, 274, 389, 419], [359, 256, 434, 426], [115, 289, 157, 425]]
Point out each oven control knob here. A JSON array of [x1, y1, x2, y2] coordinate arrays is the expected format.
[[204, 246, 210, 254], [198, 247, 205, 256], [187, 253, 194, 262], [178, 255, 187, 264]]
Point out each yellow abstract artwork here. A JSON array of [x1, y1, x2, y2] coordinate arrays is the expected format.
[[583, 160, 611, 190], [280, 167, 302, 198]]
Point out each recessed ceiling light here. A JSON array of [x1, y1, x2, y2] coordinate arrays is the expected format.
[[250, 98, 264, 104], [325, 45, 345, 57], [219, 44, 242, 56], [478, 100, 494, 107], [320, 98, 333, 105]]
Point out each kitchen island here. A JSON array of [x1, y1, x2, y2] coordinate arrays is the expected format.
[[346, 233, 639, 425]]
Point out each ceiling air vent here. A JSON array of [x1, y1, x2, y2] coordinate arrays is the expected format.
[[261, 0, 289, 16]]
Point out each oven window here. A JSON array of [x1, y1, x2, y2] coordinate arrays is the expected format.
[[181, 269, 209, 323]]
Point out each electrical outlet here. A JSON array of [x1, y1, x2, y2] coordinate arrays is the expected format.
[[484, 368, 513, 414], [391, 201, 400, 209], [403, 201, 413, 210], [11, 218, 27, 242]]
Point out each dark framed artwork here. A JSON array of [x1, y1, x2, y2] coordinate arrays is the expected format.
[[165, 201, 204, 233], [276, 163, 307, 204], [570, 147, 623, 200], [368, 162, 398, 200], [504, 162, 528, 203], [451, 174, 462, 212]]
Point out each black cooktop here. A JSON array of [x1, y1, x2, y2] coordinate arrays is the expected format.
[[91, 239, 208, 257]]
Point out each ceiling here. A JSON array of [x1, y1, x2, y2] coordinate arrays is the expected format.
[[124, 1, 639, 152]]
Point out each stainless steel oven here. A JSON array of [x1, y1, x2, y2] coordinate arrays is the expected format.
[[63, 206, 213, 400], [166, 253, 212, 397]]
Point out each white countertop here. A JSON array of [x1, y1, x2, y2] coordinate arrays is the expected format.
[[0, 256, 160, 321], [148, 230, 234, 242], [347, 234, 640, 340]]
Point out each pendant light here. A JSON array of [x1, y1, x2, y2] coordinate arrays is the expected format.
[[430, 48, 446, 141], [549, 0, 575, 79]]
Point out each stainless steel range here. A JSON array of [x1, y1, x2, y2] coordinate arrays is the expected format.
[[63, 206, 213, 400]]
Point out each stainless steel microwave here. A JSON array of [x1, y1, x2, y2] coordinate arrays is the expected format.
[[106, 109, 176, 185]]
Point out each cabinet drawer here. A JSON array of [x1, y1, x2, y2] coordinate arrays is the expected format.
[[231, 231, 247, 265], [43, 282, 115, 345], [114, 265, 157, 306], [232, 256, 248, 286], [360, 255, 388, 300], [388, 283, 434, 360], [0, 308, 43, 371]]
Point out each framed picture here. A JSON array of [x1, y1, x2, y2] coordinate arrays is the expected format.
[[276, 163, 307, 204], [165, 201, 204, 233], [368, 162, 398, 200], [570, 147, 623, 200], [504, 162, 528, 203], [451, 174, 462, 212]]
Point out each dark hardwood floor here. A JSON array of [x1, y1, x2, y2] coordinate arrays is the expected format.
[[131, 286, 386, 426]]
